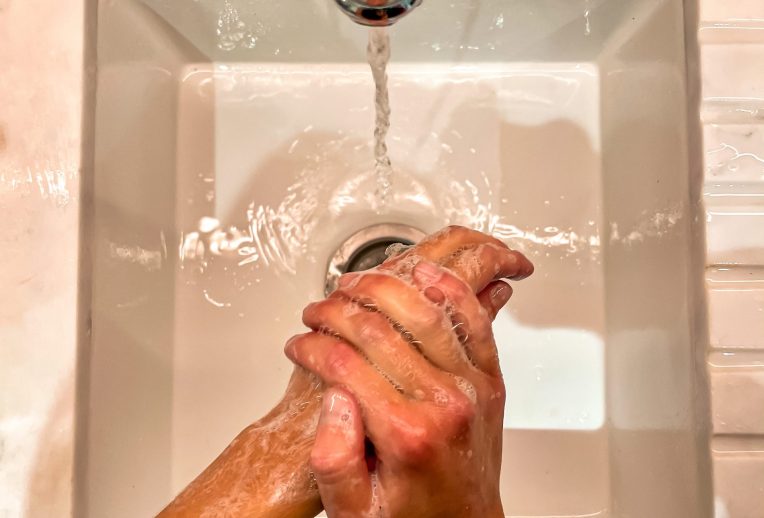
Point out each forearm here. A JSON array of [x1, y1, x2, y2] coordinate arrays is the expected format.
[[158, 369, 324, 518]]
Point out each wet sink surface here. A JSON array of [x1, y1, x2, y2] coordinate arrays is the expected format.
[[84, 0, 712, 516], [174, 61, 607, 513]]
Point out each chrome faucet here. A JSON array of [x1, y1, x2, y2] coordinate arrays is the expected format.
[[334, 0, 422, 26]]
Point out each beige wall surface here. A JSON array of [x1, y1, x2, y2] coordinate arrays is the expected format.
[[0, 0, 83, 516]]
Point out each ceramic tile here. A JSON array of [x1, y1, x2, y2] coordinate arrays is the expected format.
[[704, 124, 764, 182], [705, 197, 764, 264], [702, 44, 764, 116], [712, 450, 764, 518], [701, 0, 764, 23], [708, 354, 764, 435], [700, 4, 764, 516], [706, 267, 764, 349], [699, 22, 764, 45]]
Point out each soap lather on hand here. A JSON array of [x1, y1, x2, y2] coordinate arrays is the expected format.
[[158, 226, 533, 518]]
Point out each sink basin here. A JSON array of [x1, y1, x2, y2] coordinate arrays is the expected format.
[[82, 0, 713, 516]]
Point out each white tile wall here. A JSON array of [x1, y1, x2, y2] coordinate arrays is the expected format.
[[711, 450, 764, 518], [703, 124, 764, 182], [701, 2, 764, 516], [702, 44, 764, 102], [707, 267, 764, 350], [706, 201, 764, 264], [709, 352, 764, 435], [700, 0, 764, 23]]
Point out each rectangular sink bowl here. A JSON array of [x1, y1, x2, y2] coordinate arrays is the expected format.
[[83, 0, 713, 516]]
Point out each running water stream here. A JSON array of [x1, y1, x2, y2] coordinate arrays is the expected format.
[[367, 27, 394, 206]]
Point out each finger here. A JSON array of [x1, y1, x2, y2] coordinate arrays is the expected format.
[[285, 332, 405, 441], [411, 261, 500, 375], [477, 281, 513, 321], [443, 242, 533, 293], [286, 333, 436, 466], [311, 387, 372, 518], [380, 225, 508, 271], [303, 297, 452, 399], [332, 272, 473, 377]]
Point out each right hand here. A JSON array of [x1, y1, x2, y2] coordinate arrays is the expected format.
[[159, 226, 532, 518], [289, 227, 533, 516]]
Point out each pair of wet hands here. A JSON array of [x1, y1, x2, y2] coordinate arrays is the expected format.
[[290, 226, 533, 517], [161, 226, 533, 518]]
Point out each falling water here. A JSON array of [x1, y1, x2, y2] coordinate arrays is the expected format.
[[367, 28, 394, 206]]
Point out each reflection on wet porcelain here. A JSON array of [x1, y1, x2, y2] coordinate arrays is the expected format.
[[0, 166, 76, 206], [216, 0, 261, 51], [607, 205, 684, 245], [108, 241, 164, 271]]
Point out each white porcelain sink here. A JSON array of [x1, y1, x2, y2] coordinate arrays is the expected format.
[[82, 0, 713, 516]]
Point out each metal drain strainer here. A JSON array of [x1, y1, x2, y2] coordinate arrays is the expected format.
[[325, 223, 425, 296]]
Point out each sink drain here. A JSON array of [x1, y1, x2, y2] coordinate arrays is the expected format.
[[325, 223, 425, 296]]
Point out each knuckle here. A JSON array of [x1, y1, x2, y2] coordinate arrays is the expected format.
[[434, 271, 470, 302], [504, 249, 523, 266], [283, 333, 306, 362], [302, 300, 328, 325], [447, 274, 472, 300], [394, 420, 435, 462], [324, 343, 353, 377], [517, 252, 535, 277], [444, 390, 476, 432], [480, 244, 503, 275], [310, 450, 354, 480], [489, 236, 511, 250], [445, 225, 471, 238], [284, 333, 324, 369], [357, 319, 386, 344]]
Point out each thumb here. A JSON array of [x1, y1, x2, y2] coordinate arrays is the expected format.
[[311, 387, 372, 517], [477, 281, 513, 321]]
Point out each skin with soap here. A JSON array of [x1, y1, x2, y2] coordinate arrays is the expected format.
[[158, 226, 533, 517]]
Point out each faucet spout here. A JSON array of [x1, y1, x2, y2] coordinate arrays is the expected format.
[[334, 0, 422, 26]]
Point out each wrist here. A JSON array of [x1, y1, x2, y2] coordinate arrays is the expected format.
[[159, 368, 323, 518]]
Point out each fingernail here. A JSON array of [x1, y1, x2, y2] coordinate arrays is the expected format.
[[424, 286, 446, 304], [490, 282, 511, 305], [322, 389, 354, 427], [414, 261, 443, 284]]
